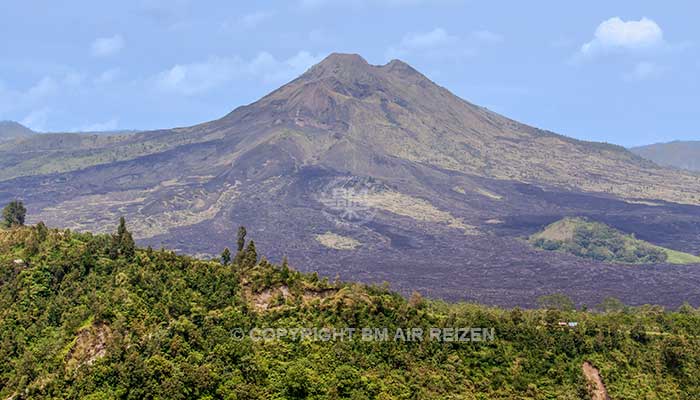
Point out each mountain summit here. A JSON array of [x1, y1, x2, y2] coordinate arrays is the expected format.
[[216, 53, 698, 205], [2, 53, 700, 306], [0, 121, 35, 141]]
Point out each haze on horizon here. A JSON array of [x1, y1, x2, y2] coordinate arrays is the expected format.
[[1, 0, 699, 147]]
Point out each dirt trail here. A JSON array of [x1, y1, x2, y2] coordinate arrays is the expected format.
[[582, 361, 610, 400]]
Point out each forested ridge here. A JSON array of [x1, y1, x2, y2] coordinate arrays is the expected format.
[[1, 223, 700, 399]]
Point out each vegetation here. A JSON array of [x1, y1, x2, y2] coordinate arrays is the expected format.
[[1, 222, 700, 399], [108, 217, 135, 260], [2, 200, 26, 228], [531, 217, 700, 264], [221, 248, 232, 266]]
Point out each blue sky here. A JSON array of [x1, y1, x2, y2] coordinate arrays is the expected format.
[[1, 0, 698, 146]]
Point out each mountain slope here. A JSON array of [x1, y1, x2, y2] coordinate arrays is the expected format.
[[0, 120, 35, 141], [2, 53, 700, 307], [631, 140, 700, 172]]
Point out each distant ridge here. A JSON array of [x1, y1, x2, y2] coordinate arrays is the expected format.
[[631, 140, 700, 172], [0, 121, 35, 141]]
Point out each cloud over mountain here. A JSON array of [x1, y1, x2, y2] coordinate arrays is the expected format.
[[154, 51, 324, 95]]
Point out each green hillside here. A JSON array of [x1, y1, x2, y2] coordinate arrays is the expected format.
[[1, 223, 700, 399], [530, 217, 700, 264]]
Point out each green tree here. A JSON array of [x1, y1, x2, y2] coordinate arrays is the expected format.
[[631, 321, 649, 344], [237, 226, 247, 252], [596, 296, 626, 313], [233, 226, 248, 266], [2, 200, 27, 228], [244, 240, 257, 268], [110, 217, 135, 259], [35, 221, 48, 241], [537, 293, 575, 311], [221, 247, 232, 266], [120, 230, 136, 260], [283, 360, 312, 399], [280, 256, 291, 280]]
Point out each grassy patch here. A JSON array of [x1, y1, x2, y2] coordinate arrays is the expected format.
[[530, 217, 700, 265]]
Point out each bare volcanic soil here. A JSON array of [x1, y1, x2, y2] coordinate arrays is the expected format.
[[100, 165, 700, 309]]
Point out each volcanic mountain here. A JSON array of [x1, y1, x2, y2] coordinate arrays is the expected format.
[[2, 53, 700, 307], [632, 140, 700, 172]]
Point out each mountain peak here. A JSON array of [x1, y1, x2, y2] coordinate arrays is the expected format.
[[0, 120, 29, 129], [0, 120, 35, 140], [381, 59, 424, 80], [303, 53, 372, 80], [298, 53, 427, 94], [320, 52, 369, 65], [306, 53, 422, 78]]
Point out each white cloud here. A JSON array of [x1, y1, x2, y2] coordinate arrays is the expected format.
[[154, 51, 324, 95], [91, 35, 125, 57], [387, 28, 456, 58], [0, 72, 87, 128], [401, 28, 456, 50], [254, 51, 325, 83], [25, 76, 59, 101], [20, 108, 52, 132], [387, 28, 501, 60], [78, 118, 119, 132], [580, 17, 663, 57]]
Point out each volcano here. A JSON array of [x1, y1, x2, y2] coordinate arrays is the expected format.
[[3, 53, 700, 307]]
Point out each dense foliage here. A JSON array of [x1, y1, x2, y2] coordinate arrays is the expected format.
[[1, 224, 700, 399], [532, 218, 670, 264], [2, 200, 26, 228]]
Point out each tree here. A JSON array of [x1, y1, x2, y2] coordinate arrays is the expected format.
[[596, 297, 625, 313], [233, 226, 248, 266], [2, 200, 27, 228], [243, 240, 257, 268], [283, 360, 312, 399], [35, 221, 48, 241], [221, 248, 232, 266], [120, 230, 136, 260], [118, 217, 136, 259], [237, 226, 247, 252], [631, 321, 649, 344], [408, 291, 424, 308], [537, 293, 575, 311], [281, 256, 291, 280], [110, 217, 135, 259], [117, 216, 128, 239]]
